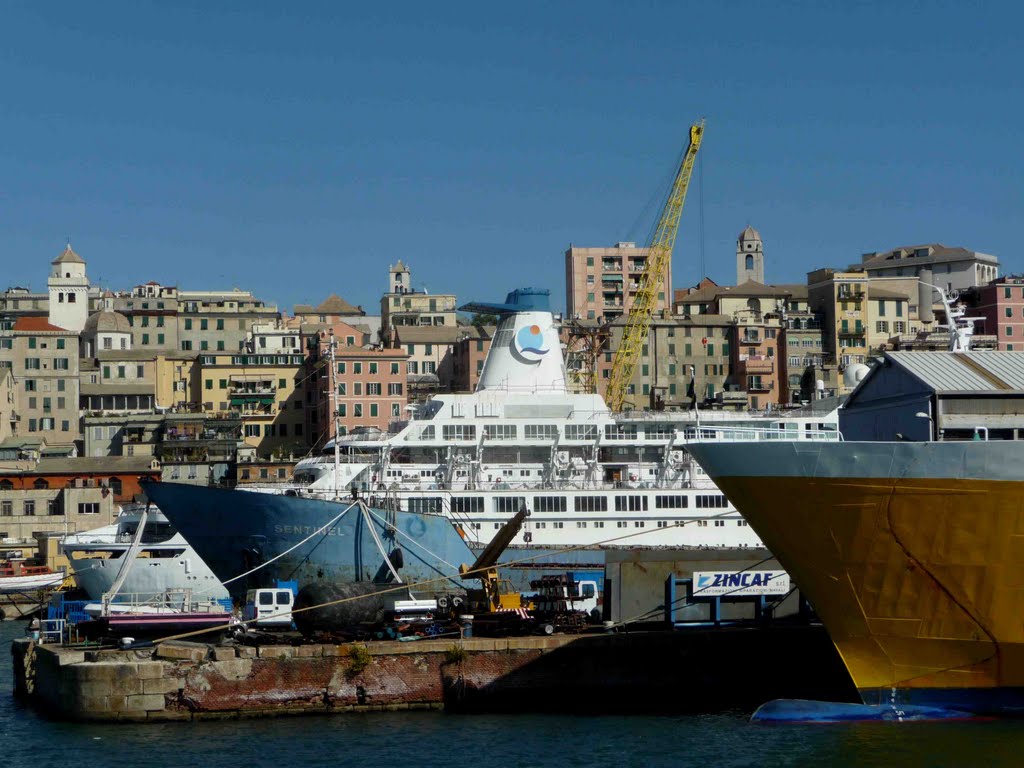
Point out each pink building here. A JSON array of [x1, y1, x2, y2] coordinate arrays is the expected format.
[[452, 327, 493, 392], [565, 242, 672, 322], [975, 276, 1024, 351], [310, 336, 408, 446]]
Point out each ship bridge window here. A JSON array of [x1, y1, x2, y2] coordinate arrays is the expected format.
[[574, 496, 608, 512], [696, 494, 728, 509], [525, 425, 558, 440], [645, 426, 675, 440], [656, 495, 688, 509], [614, 495, 648, 512], [442, 425, 476, 441], [452, 497, 484, 514], [565, 424, 597, 441], [409, 497, 443, 514], [495, 497, 526, 514], [484, 424, 516, 440], [604, 425, 638, 441], [534, 496, 567, 513]]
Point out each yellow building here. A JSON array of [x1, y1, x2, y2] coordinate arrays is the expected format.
[[154, 354, 199, 410], [808, 270, 870, 388], [195, 352, 309, 457]]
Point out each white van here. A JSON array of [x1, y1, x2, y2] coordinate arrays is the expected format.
[[243, 588, 295, 628]]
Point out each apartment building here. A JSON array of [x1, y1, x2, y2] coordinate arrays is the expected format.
[[718, 284, 787, 411], [975, 276, 1024, 351], [393, 325, 484, 396], [115, 283, 179, 352], [196, 351, 308, 457], [177, 289, 279, 354], [858, 243, 999, 292], [290, 294, 376, 339], [452, 327, 493, 393], [332, 348, 409, 436], [0, 455, 160, 544], [380, 262, 457, 344], [807, 269, 870, 388], [596, 314, 735, 409], [5, 317, 80, 447], [564, 242, 671, 322], [866, 287, 911, 352]]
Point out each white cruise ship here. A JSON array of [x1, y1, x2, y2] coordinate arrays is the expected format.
[[251, 288, 839, 551]]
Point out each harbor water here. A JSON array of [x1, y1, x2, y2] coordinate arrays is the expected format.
[[3, 623, 1024, 767]]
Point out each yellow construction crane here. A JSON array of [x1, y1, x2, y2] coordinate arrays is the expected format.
[[606, 120, 705, 412]]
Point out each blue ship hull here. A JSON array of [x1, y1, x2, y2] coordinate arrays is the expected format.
[[141, 482, 475, 599]]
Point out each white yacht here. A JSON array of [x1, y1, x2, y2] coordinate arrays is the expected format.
[[251, 288, 839, 550], [61, 504, 231, 603]]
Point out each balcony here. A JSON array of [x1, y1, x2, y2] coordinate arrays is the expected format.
[[601, 260, 622, 271], [741, 332, 761, 344], [739, 356, 774, 375], [746, 376, 774, 392]]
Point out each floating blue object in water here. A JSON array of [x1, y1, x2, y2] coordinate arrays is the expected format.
[[751, 699, 984, 724]]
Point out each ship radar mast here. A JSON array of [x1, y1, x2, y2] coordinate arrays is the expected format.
[[920, 281, 983, 353]]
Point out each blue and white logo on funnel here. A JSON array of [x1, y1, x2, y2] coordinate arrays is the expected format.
[[514, 324, 548, 362]]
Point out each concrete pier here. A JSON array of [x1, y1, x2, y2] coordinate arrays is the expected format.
[[13, 625, 855, 722]]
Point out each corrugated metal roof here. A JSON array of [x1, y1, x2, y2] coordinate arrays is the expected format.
[[887, 351, 1024, 393], [959, 351, 1024, 390]]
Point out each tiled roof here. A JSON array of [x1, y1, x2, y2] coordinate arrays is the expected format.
[[53, 245, 84, 264], [13, 317, 69, 333]]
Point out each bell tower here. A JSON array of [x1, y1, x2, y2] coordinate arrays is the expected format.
[[736, 226, 764, 284], [48, 243, 90, 332]]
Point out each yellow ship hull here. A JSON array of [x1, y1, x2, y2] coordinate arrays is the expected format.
[[686, 441, 1024, 714]]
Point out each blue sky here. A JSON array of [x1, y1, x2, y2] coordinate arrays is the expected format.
[[1, 1, 1020, 313]]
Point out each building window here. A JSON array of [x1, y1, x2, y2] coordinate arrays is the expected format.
[[78, 503, 100, 515], [0, 501, 11, 516], [353, 404, 363, 418]]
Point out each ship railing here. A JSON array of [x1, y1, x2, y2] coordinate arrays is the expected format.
[[101, 589, 231, 615], [677, 425, 842, 442], [39, 618, 65, 644]]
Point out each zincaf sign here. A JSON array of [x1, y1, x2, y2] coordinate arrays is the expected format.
[[692, 570, 790, 597]]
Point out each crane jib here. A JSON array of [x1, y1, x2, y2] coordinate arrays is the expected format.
[[606, 119, 705, 412]]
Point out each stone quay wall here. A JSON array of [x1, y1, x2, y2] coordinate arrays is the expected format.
[[12, 626, 855, 722]]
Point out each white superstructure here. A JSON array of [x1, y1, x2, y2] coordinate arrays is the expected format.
[[253, 288, 840, 550], [62, 505, 230, 602]]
